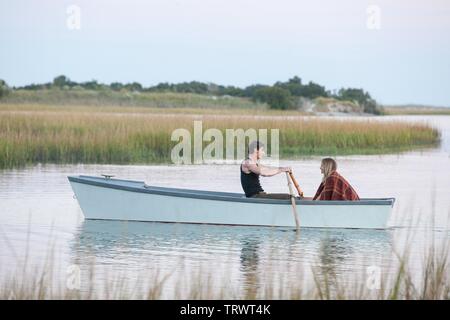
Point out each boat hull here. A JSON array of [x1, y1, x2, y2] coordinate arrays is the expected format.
[[69, 175, 394, 229]]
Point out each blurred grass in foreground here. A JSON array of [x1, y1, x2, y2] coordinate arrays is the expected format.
[[1, 228, 448, 299]]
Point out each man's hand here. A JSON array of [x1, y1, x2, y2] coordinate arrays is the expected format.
[[279, 166, 292, 173]]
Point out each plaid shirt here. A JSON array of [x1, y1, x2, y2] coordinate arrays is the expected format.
[[313, 171, 360, 201]]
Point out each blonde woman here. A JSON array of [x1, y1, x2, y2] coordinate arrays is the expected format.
[[313, 158, 360, 201]]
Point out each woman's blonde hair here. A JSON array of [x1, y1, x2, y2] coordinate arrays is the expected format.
[[321, 158, 337, 181]]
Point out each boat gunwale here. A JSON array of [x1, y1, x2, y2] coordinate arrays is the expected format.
[[68, 175, 395, 207]]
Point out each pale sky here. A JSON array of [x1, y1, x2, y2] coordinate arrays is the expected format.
[[1, 0, 450, 106]]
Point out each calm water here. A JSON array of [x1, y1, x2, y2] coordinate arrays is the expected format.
[[1, 115, 449, 298]]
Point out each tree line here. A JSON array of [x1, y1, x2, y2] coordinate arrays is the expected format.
[[0, 75, 381, 114]]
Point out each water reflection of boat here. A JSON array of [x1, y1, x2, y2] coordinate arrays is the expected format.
[[73, 220, 392, 268], [240, 238, 260, 272], [69, 220, 392, 297], [69, 175, 394, 229], [239, 238, 261, 297]]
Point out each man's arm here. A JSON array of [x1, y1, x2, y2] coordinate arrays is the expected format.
[[244, 162, 291, 177]]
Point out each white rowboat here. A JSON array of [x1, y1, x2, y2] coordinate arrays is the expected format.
[[68, 175, 394, 229]]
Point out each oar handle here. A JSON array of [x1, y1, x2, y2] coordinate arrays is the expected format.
[[288, 172, 304, 197], [285, 172, 300, 230]]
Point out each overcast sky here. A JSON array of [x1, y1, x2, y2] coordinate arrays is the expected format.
[[1, 0, 449, 106]]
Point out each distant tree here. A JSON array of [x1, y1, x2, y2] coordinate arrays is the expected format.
[[110, 82, 124, 91], [300, 81, 328, 99], [288, 75, 302, 85], [173, 81, 208, 94], [66, 80, 78, 88], [337, 88, 381, 114], [254, 87, 292, 110], [337, 88, 368, 103], [152, 82, 171, 91], [22, 83, 49, 90], [274, 76, 304, 96], [207, 83, 219, 95], [124, 82, 143, 92], [53, 75, 69, 88], [81, 80, 99, 90], [0, 79, 11, 98], [221, 86, 244, 97], [243, 84, 269, 98], [274, 76, 328, 99]]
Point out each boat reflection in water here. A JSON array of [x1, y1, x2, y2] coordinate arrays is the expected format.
[[71, 220, 392, 297]]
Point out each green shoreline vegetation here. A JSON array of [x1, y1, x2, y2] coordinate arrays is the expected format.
[[1, 76, 449, 115], [0, 75, 382, 113], [0, 104, 440, 169]]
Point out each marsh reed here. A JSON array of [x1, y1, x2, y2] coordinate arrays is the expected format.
[[0, 104, 440, 169]]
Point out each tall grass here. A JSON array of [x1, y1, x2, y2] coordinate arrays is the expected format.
[[0, 104, 440, 169]]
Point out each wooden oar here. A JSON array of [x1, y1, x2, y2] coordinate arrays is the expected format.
[[286, 172, 300, 230], [288, 172, 304, 197]]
